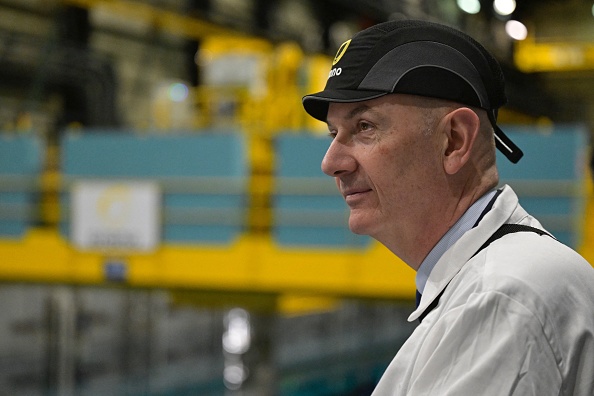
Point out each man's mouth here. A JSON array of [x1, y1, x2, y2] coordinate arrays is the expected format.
[[343, 188, 372, 204]]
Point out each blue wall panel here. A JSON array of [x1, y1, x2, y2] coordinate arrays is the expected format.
[[497, 125, 588, 247], [0, 135, 44, 237], [60, 131, 248, 245], [62, 132, 246, 178]]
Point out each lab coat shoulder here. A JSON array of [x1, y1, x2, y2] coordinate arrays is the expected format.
[[480, 229, 593, 298], [479, 229, 594, 316], [478, 231, 594, 396]]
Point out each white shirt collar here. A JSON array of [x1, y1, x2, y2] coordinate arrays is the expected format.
[[415, 189, 497, 295]]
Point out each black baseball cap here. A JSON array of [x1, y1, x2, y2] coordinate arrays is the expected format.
[[302, 19, 523, 163]]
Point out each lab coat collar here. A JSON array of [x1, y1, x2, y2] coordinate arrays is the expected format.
[[408, 185, 524, 322]]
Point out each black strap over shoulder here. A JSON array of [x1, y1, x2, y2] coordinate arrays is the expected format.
[[418, 223, 553, 323], [473, 223, 553, 258]]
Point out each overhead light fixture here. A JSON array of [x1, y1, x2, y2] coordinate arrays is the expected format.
[[457, 0, 481, 14], [494, 0, 516, 16], [505, 20, 528, 40], [168, 82, 189, 103]]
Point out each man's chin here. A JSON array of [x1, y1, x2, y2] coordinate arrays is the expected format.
[[347, 216, 374, 236]]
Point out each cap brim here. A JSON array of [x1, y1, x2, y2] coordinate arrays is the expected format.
[[302, 89, 387, 121]]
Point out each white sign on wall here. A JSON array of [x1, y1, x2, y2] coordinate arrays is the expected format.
[[71, 181, 161, 252]]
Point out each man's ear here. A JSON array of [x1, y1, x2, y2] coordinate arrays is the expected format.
[[442, 107, 480, 175]]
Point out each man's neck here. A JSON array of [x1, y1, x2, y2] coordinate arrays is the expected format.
[[415, 189, 498, 293], [398, 182, 497, 269]]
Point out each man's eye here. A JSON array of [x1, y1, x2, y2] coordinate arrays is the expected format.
[[359, 122, 373, 131]]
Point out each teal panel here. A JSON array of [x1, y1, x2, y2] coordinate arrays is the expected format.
[[61, 131, 246, 177], [0, 135, 43, 237], [275, 133, 329, 178], [497, 125, 587, 180], [60, 131, 248, 244], [497, 125, 587, 248], [0, 134, 43, 175]]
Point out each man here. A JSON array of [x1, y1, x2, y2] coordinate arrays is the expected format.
[[302, 19, 594, 395]]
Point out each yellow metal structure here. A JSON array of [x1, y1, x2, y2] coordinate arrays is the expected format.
[[579, 169, 594, 260], [0, 229, 415, 300], [515, 36, 594, 72]]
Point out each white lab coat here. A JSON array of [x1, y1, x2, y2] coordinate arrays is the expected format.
[[372, 185, 594, 396]]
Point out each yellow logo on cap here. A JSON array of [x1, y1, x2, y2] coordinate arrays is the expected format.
[[333, 39, 351, 66]]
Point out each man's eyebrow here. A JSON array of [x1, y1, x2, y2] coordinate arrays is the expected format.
[[327, 104, 373, 128]]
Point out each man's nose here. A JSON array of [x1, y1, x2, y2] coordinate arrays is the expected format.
[[321, 139, 356, 177]]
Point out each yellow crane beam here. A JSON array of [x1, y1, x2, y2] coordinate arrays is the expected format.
[[515, 37, 594, 72], [0, 228, 416, 301]]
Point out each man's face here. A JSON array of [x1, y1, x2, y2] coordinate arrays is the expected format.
[[322, 94, 446, 245]]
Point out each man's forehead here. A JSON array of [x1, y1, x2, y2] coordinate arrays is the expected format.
[[326, 94, 420, 122], [328, 102, 371, 117]]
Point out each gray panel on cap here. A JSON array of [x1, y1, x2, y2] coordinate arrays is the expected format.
[[358, 41, 490, 108]]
